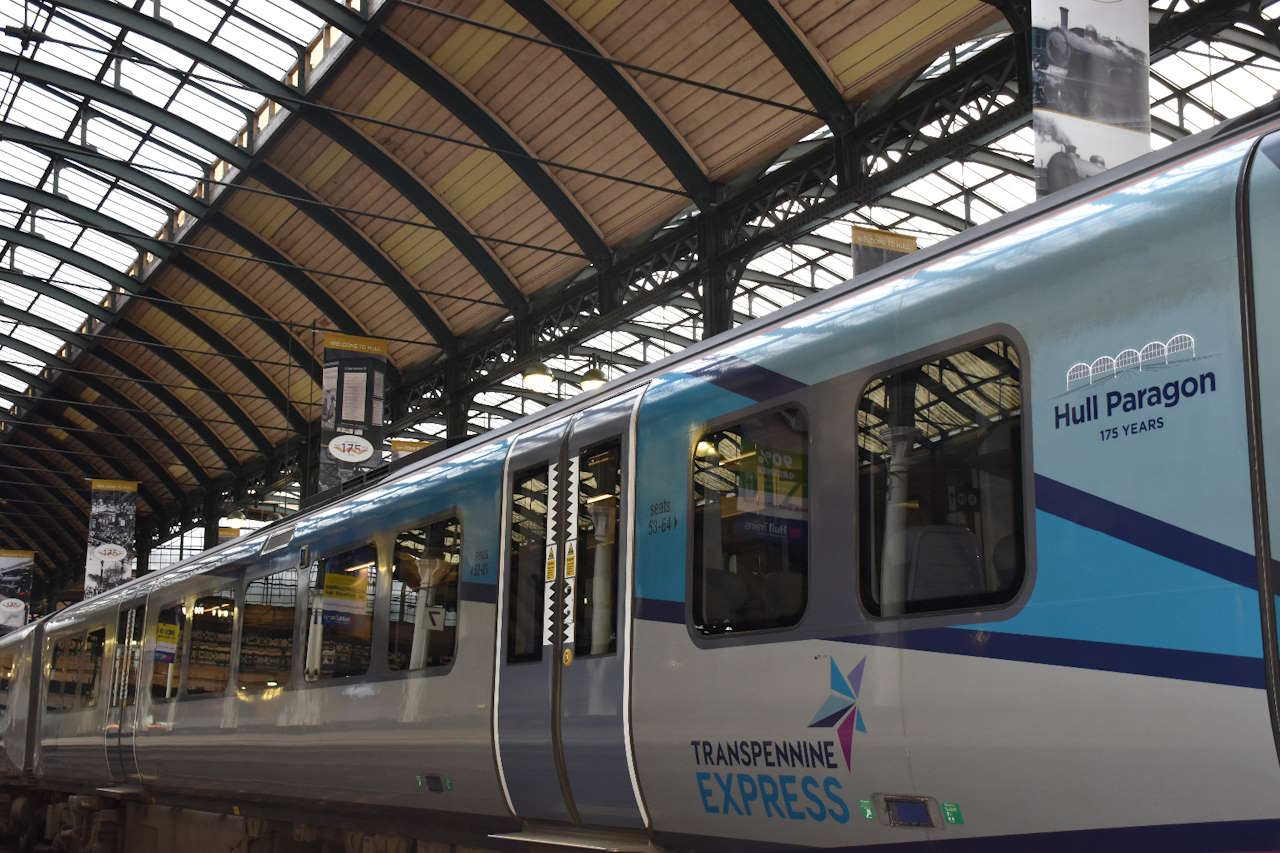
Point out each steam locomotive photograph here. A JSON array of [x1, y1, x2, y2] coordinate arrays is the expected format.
[[1031, 1, 1150, 130]]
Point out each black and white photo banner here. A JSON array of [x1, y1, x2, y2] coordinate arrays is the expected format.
[[85, 479, 136, 599]]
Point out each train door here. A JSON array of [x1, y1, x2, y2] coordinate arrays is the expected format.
[[558, 388, 646, 828], [494, 389, 648, 829], [495, 415, 574, 822], [104, 603, 143, 783]]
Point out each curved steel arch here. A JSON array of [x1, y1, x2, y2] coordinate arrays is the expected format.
[[0, 329, 189, 498], [0, 410, 165, 512], [206, 211, 370, 336], [46, 0, 529, 318], [0, 54, 458, 348], [0, 122, 209, 218], [0, 266, 244, 471], [730, 0, 854, 132], [0, 126, 374, 339], [0, 492, 73, 567], [0, 181, 324, 395], [364, 31, 610, 263], [507, 0, 713, 203], [0, 224, 297, 444], [298, 2, 609, 262]]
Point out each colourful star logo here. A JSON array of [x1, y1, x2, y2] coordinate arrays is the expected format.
[[808, 657, 867, 771]]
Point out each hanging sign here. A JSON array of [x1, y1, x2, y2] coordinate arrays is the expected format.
[[319, 334, 388, 492], [85, 479, 137, 599], [851, 226, 917, 278], [0, 550, 33, 634], [1032, 0, 1150, 195]]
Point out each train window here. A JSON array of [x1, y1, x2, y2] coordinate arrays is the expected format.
[[185, 587, 236, 696], [389, 517, 460, 671], [46, 633, 79, 712], [239, 568, 298, 690], [508, 465, 549, 663], [79, 628, 106, 708], [858, 338, 1025, 616], [575, 439, 621, 657], [305, 544, 377, 681], [692, 408, 809, 635], [150, 603, 186, 701]]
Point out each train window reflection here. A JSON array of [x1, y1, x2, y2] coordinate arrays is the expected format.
[[389, 517, 460, 671], [0, 651, 13, 722], [239, 568, 298, 690], [305, 544, 377, 681], [150, 604, 186, 701], [692, 408, 809, 635], [858, 338, 1025, 616], [81, 628, 106, 707], [186, 588, 236, 696], [508, 466, 548, 663], [575, 439, 621, 657]]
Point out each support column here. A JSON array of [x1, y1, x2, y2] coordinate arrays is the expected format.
[[202, 494, 219, 552], [445, 364, 471, 447], [699, 212, 735, 339]]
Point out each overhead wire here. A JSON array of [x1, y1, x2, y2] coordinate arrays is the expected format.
[[4, 26, 692, 196], [0, 206, 510, 307], [387, 0, 821, 119]]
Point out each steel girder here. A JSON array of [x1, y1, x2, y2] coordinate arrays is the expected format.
[[384, 0, 1247, 430]]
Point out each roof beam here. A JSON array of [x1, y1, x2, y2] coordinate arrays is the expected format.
[[253, 164, 459, 350], [0, 225, 301, 439], [0, 332, 189, 496], [363, 30, 611, 264], [204, 212, 368, 336], [730, 0, 854, 132], [0, 486, 74, 567], [0, 54, 456, 350], [0, 267, 242, 470], [0, 121, 208, 217], [301, 112, 528, 315], [506, 0, 713, 203], [44, 0, 527, 320]]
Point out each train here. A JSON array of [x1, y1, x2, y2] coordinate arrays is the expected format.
[[0, 101, 1279, 853]]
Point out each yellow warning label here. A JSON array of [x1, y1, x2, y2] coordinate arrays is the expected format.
[[565, 541, 576, 579], [544, 545, 556, 582]]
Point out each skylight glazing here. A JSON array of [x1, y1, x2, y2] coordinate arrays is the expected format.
[[0, 0, 327, 405]]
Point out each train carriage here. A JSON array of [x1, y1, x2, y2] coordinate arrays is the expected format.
[[2, 104, 1280, 851]]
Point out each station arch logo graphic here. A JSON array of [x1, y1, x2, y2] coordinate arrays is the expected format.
[[808, 657, 867, 770]]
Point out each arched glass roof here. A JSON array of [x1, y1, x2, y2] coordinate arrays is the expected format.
[[0, 0, 327, 407]]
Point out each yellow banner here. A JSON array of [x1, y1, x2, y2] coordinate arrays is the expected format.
[[390, 438, 431, 455], [323, 570, 365, 603], [0, 550, 34, 559], [155, 622, 180, 645], [90, 479, 138, 493], [323, 333, 388, 357], [851, 226, 917, 255]]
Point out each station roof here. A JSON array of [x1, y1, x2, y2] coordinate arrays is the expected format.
[[0, 0, 1274, 589]]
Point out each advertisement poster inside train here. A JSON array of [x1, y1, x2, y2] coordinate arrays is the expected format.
[[319, 333, 388, 492], [83, 479, 136, 599], [1032, 0, 1150, 195], [0, 550, 33, 633]]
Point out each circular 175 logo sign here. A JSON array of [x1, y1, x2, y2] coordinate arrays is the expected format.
[[328, 434, 374, 464], [94, 543, 127, 561]]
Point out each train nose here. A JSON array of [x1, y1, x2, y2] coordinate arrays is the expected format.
[[1046, 29, 1070, 66]]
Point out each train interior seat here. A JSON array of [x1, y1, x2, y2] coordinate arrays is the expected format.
[[905, 525, 984, 603]]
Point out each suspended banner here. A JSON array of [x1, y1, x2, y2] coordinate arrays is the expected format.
[[85, 479, 137, 599], [390, 438, 431, 462], [0, 550, 33, 634], [1032, 0, 1150, 196], [851, 226, 916, 278], [319, 334, 387, 492]]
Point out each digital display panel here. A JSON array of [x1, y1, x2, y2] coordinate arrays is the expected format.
[[887, 798, 933, 827]]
